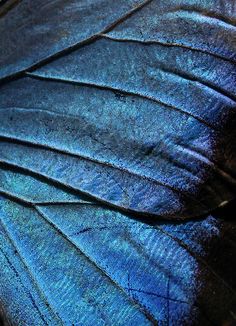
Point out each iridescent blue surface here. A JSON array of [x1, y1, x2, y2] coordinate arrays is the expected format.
[[0, 0, 235, 324], [0, 0, 236, 218]]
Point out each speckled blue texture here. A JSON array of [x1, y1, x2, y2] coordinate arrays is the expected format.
[[0, 183, 235, 324], [0, 0, 235, 324], [0, 0, 236, 218]]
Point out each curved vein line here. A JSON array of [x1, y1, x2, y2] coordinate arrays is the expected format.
[[158, 63, 236, 103], [0, 186, 91, 206], [0, 190, 104, 219], [0, 159, 93, 201], [99, 33, 236, 65], [0, 133, 208, 212], [169, 6, 236, 27], [0, 105, 87, 120], [34, 205, 157, 324], [0, 247, 50, 326], [34, 200, 93, 205], [0, 154, 229, 221], [0, 188, 35, 205], [0, 159, 113, 211], [0, 0, 153, 84], [0, 217, 64, 325], [0, 158, 187, 220], [26, 72, 217, 131]]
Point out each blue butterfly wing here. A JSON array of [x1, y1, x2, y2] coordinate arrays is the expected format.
[[0, 0, 236, 324], [0, 173, 235, 324]]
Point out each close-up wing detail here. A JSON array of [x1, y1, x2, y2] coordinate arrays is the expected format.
[[0, 177, 236, 324], [0, 0, 235, 324]]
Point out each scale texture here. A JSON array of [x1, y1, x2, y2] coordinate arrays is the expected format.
[[0, 0, 236, 325]]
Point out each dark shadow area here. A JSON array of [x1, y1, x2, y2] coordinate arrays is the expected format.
[[211, 198, 236, 221], [0, 307, 12, 326], [193, 215, 236, 325]]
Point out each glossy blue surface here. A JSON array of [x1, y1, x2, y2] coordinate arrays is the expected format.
[[0, 0, 235, 324], [0, 0, 235, 218]]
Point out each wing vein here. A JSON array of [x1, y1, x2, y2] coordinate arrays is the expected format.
[[0, 217, 64, 325], [99, 33, 236, 65], [26, 72, 217, 131], [34, 205, 158, 324], [0, 0, 154, 83]]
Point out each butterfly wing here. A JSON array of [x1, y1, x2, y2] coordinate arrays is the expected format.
[[0, 0, 236, 324]]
